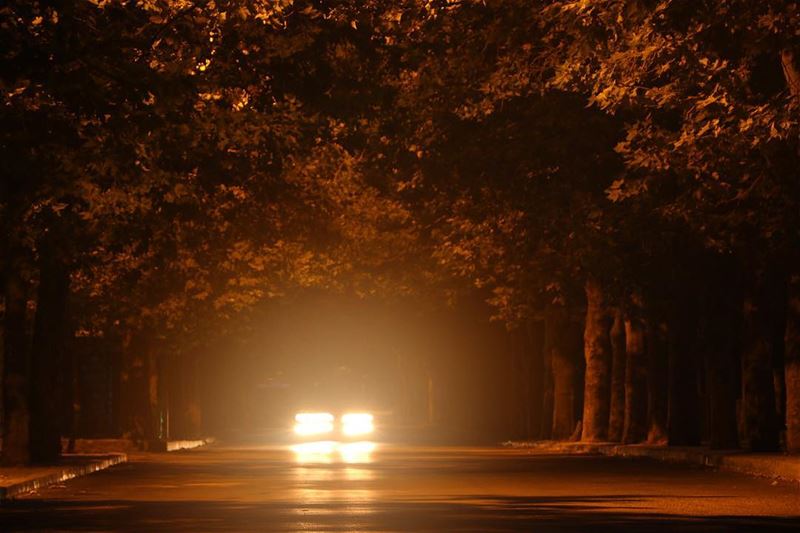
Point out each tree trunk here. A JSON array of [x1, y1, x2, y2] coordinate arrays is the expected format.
[[548, 310, 581, 439], [63, 338, 79, 453], [119, 331, 160, 444], [786, 274, 800, 453], [741, 271, 782, 451], [779, 47, 800, 453], [582, 279, 612, 442], [623, 311, 648, 444], [2, 251, 31, 465], [508, 329, 526, 439], [426, 369, 436, 426], [770, 290, 787, 446], [29, 239, 70, 463], [666, 305, 702, 446], [647, 321, 669, 444], [740, 269, 782, 451], [150, 346, 165, 441], [608, 309, 626, 442], [526, 319, 545, 440], [540, 318, 554, 440]]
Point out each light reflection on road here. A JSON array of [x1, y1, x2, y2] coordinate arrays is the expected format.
[[290, 441, 377, 527], [339, 441, 377, 464], [290, 440, 376, 464], [290, 440, 338, 464]]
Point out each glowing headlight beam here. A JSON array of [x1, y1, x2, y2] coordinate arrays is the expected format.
[[294, 412, 334, 436], [341, 413, 374, 436]]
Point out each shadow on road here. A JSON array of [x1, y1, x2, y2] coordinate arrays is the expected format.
[[1, 494, 798, 532]]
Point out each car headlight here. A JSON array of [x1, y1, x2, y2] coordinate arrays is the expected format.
[[294, 412, 334, 436], [341, 413, 374, 436]]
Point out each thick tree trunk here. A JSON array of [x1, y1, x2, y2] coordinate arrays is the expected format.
[[770, 291, 787, 445], [582, 279, 612, 442], [29, 240, 70, 463], [622, 313, 648, 444], [667, 306, 702, 446], [608, 309, 626, 442], [2, 252, 31, 465], [786, 274, 800, 453], [740, 269, 782, 451], [779, 48, 800, 453], [426, 369, 436, 426], [646, 321, 669, 444], [63, 339, 79, 453], [508, 329, 526, 439], [150, 347, 166, 441], [540, 320, 554, 440], [526, 319, 545, 440], [548, 310, 581, 439]]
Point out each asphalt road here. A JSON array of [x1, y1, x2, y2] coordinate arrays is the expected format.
[[1, 443, 798, 531]]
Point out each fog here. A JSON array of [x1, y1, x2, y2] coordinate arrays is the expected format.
[[201, 291, 515, 443]]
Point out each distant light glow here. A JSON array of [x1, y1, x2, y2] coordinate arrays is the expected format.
[[341, 413, 374, 436], [294, 412, 334, 436]]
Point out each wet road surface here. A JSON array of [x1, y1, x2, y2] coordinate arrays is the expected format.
[[1, 443, 798, 531]]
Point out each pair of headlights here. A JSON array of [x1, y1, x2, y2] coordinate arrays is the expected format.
[[294, 412, 374, 436]]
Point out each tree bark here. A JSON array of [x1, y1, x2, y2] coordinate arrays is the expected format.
[[608, 309, 626, 442], [622, 291, 648, 444], [540, 317, 554, 440], [646, 321, 669, 444], [2, 250, 31, 465], [508, 329, 526, 439], [526, 319, 545, 440], [150, 346, 165, 441], [740, 269, 782, 451], [548, 309, 581, 439], [582, 278, 612, 442], [29, 238, 70, 463], [786, 274, 800, 453], [779, 47, 800, 453], [772, 300, 787, 447]]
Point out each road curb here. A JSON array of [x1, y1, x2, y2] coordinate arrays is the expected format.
[[146, 437, 214, 452], [0, 453, 127, 501], [505, 441, 800, 483]]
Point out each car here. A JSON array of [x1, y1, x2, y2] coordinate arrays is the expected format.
[[290, 411, 378, 463], [292, 411, 375, 441]]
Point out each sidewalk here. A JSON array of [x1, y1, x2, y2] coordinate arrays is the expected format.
[[505, 440, 800, 483], [0, 437, 213, 500], [0, 453, 127, 500], [64, 437, 214, 453]]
